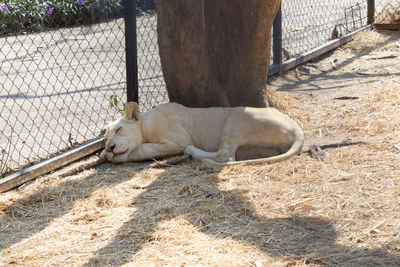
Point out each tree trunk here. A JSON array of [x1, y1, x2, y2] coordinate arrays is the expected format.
[[156, 0, 281, 108]]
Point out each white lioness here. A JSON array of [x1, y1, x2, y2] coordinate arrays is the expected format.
[[100, 102, 304, 165]]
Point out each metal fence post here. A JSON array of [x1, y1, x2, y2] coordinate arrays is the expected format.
[[367, 0, 375, 24], [125, 0, 139, 103], [272, 3, 282, 72]]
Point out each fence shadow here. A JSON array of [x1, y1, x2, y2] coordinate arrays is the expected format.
[[271, 30, 400, 93], [1, 161, 399, 265], [84, 164, 400, 266], [0, 162, 140, 253]]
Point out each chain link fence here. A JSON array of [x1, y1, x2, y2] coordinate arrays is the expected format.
[[280, 0, 396, 59], [375, 0, 400, 23], [0, 0, 127, 175], [136, 13, 167, 111], [1, 0, 398, 176], [281, 1, 368, 59]]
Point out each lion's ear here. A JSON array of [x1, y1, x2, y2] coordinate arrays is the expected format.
[[125, 102, 140, 121]]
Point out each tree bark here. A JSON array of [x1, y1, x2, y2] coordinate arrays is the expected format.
[[156, 0, 281, 108]]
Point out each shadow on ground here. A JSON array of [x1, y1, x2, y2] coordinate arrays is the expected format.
[[269, 31, 400, 94], [0, 161, 399, 266], [83, 164, 399, 266]]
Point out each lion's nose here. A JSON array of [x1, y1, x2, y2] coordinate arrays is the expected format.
[[106, 144, 116, 153]]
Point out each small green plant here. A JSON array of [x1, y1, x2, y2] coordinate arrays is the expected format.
[[109, 94, 125, 114], [0, 148, 10, 179]]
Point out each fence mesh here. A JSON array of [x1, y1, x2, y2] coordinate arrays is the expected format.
[[280, 0, 397, 59], [281, 1, 368, 58], [0, 1, 126, 175], [136, 13, 168, 111], [1, 0, 398, 176], [375, 0, 400, 23]]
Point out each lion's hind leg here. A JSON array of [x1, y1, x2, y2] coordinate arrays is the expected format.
[[184, 144, 236, 163], [184, 145, 219, 161]]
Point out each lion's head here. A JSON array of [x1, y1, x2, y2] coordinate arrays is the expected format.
[[100, 102, 142, 162]]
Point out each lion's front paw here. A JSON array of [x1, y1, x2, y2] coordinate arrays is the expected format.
[[100, 149, 116, 162], [110, 153, 129, 163], [100, 149, 109, 159]]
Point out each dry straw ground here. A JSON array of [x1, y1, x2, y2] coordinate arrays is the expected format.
[[1, 29, 399, 266]]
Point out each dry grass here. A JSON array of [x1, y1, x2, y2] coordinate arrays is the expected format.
[[346, 29, 392, 52], [1, 31, 400, 266]]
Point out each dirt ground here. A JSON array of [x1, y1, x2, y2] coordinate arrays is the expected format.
[[0, 29, 399, 266]]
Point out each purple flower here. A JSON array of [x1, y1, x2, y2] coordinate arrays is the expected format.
[[1, 3, 8, 12], [46, 7, 53, 14], [78, 0, 83, 5], [89, 3, 93, 8]]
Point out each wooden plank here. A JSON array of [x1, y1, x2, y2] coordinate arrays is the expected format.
[[268, 25, 372, 77], [373, 23, 400, 31], [0, 137, 104, 193]]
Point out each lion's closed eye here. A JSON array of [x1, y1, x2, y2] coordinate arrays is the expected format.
[[115, 127, 122, 134]]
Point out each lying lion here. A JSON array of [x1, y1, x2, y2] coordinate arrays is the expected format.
[[100, 102, 304, 165]]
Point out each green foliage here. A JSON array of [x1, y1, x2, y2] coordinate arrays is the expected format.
[[0, 148, 9, 179], [0, 0, 158, 35], [0, 0, 123, 36], [136, 0, 155, 15], [109, 94, 125, 114]]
